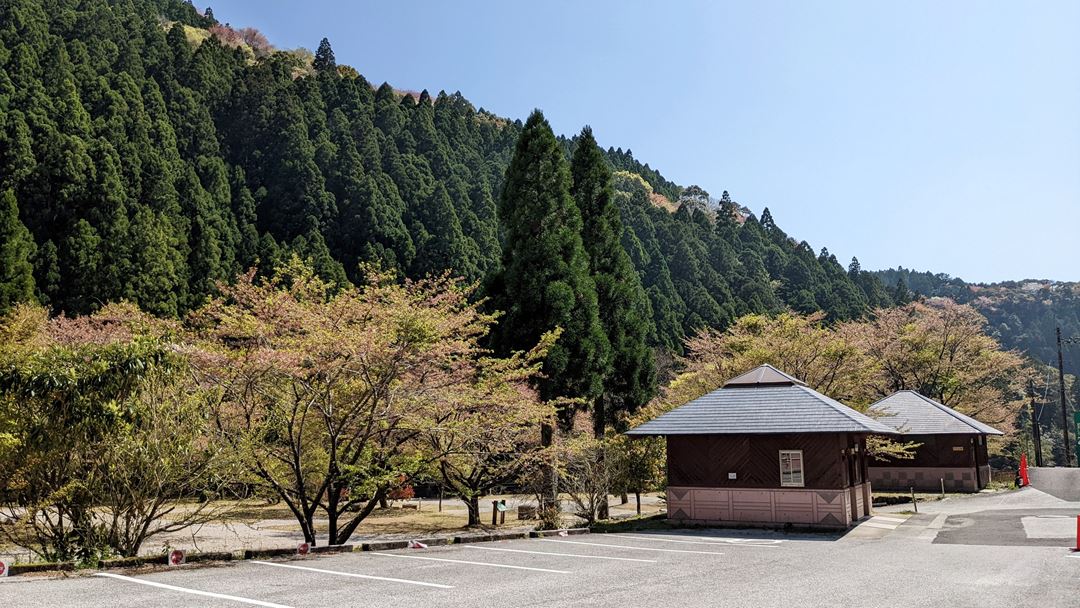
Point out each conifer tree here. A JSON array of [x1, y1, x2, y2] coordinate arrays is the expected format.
[[487, 111, 609, 430], [894, 277, 913, 305], [313, 38, 336, 74], [0, 190, 37, 314], [570, 127, 655, 437]]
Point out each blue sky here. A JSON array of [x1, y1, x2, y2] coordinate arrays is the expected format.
[[207, 1, 1080, 283]]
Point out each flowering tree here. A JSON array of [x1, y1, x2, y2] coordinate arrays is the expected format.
[[424, 332, 556, 526], [665, 312, 875, 409], [0, 303, 225, 560], [844, 300, 1028, 429], [190, 258, 550, 544]]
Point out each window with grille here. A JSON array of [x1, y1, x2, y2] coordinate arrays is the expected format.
[[779, 450, 804, 487]]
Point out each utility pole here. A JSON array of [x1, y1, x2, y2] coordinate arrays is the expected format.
[[1029, 379, 1044, 467], [1056, 327, 1073, 467]]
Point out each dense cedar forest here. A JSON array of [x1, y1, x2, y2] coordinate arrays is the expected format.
[[0, 0, 901, 353]]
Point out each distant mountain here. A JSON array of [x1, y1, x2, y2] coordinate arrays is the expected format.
[[874, 268, 1080, 378]]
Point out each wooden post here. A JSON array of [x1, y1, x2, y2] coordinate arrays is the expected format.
[[940, 478, 945, 497], [491, 500, 499, 526], [910, 487, 918, 513], [438, 490, 443, 512]]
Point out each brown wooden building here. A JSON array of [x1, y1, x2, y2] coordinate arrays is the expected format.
[[867, 391, 1003, 492], [627, 365, 896, 528]]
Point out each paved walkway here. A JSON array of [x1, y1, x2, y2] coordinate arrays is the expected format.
[[877, 486, 1080, 516]]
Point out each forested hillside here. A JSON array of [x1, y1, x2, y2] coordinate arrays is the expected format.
[[0, 0, 895, 354], [876, 268, 1080, 377]]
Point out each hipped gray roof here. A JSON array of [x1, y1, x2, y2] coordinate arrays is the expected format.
[[868, 391, 1004, 436], [627, 365, 896, 436]]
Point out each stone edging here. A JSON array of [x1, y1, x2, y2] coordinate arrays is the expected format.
[[3, 528, 590, 577]]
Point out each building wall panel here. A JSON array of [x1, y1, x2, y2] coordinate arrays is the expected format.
[[667, 485, 869, 528]]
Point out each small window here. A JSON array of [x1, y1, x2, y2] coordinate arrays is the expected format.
[[779, 450, 805, 487]]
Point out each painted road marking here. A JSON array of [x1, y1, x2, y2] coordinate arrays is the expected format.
[[861, 522, 900, 530], [873, 516, 907, 523], [611, 532, 784, 546], [368, 551, 570, 574], [613, 534, 781, 547], [928, 514, 948, 530], [93, 572, 294, 608], [464, 545, 657, 563], [251, 560, 453, 589], [538, 539, 724, 556]]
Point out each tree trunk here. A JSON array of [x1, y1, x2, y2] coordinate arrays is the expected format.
[[635, 490, 641, 515], [334, 487, 388, 545], [540, 423, 557, 510], [326, 504, 339, 546], [620, 493, 629, 504], [466, 495, 481, 527], [379, 495, 389, 509]]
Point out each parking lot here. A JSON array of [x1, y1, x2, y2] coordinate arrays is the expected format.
[[4, 500, 1080, 608]]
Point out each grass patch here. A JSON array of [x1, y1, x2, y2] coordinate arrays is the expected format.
[[589, 513, 673, 533]]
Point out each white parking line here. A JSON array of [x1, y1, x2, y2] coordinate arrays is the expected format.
[[464, 545, 658, 563], [251, 560, 453, 589], [538, 539, 724, 555], [368, 551, 570, 573], [93, 572, 294, 608], [613, 534, 781, 547], [873, 516, 907, 523], [861, 522, 899, 530], [613, 532, 784, 546]]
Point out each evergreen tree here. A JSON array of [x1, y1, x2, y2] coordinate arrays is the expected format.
[[894, 277, 913, 305], [0, 190, 37, 313], [410, 183, 473, 279], [313, 38, 336, 74], [487, 111, 609, 429], [571, 127, 656, 436]]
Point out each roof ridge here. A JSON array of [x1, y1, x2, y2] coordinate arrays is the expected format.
[[908, 391, 997, 433], [794, 385, 877, 425]]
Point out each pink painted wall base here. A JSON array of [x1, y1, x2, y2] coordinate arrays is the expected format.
[[666, 484, 872, 528]]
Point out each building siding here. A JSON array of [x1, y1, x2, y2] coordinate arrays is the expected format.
[[667, 433, 867, 490], [869, 433, 992, 491]]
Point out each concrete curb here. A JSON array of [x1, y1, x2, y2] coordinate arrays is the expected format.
[[310, 544, 353, 554], [242, 547, 297, 560], [185, 551, 234, 563], [358, 540, 410, 551], [452, 531, 529, 544], [97, 555, 168, 569], [2, 527, 592, 576], [529, 528, 590, 537], [7, 561, 76, 576]]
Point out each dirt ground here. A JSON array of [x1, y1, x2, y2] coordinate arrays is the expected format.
[[0, 493, 666, 563]]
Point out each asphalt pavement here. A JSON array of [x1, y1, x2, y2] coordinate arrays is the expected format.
[[3, 489, 1079, 607]]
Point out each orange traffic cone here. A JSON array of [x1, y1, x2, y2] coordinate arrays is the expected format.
[[1019, 453, 1030, 487]]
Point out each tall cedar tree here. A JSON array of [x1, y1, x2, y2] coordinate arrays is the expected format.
[[0, 190, 36, 313], [313, 38, 336, 73], [570, 127, 656, 437], [488, 111, 609, 430]]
